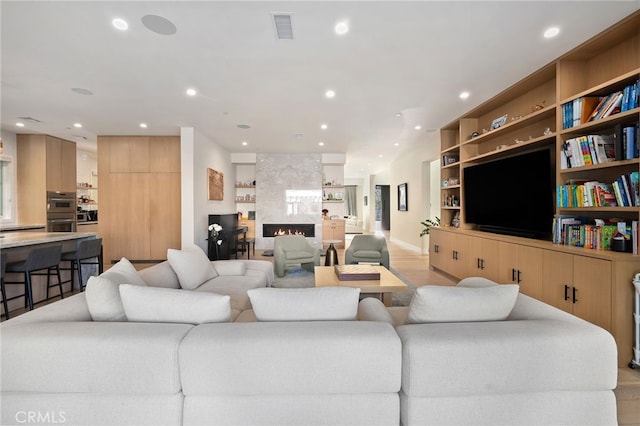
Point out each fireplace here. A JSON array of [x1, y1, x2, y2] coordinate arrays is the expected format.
[[263, 223, 315, 237]]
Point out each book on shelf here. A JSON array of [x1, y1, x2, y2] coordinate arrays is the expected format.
[[623, 124, 638, 160], [558, 173, 638, 208], [620, 79, 639, 112], [552, 215, 625, 251], [599, 92, 623, 119], [561, 133, 617, 169], [562, 97, 601, 129]]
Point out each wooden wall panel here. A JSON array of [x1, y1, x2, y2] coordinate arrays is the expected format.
[[150, 136, 180, 173], [149, 172, 181, 259]]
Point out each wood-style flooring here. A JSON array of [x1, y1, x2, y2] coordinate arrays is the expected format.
[[3, 231, 639, 424]]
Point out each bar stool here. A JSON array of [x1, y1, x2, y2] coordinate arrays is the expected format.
[[5, 245, 64, 311], [1, 252, 8, 319], [60, 238, 103, 292]]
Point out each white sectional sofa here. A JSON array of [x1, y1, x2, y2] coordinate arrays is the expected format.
[[1, 256, 619, 426]]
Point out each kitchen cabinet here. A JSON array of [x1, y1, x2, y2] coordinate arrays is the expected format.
[[498, 242, 543, 299], [239, 219, 256, 239], [98, 135, 180, 266], [17, 134, 77, 226], [322, 219, 345, 248], [429, 228, 468, 279]]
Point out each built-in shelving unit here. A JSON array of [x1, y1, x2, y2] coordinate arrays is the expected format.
[[434, 11, 640, 368]]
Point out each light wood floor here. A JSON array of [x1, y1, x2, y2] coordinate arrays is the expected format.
[[4, 232, 639, 424]]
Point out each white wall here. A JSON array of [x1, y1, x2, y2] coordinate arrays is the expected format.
[[388, 132, 441, 252], [181, 127, 236, 251]]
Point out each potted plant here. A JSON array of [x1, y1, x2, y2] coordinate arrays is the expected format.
[[419, 217, 440, 237]]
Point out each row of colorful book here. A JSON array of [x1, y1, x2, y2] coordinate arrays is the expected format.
[[552, 216, 639, 254], [560, 125, 639, 169], [556, 172, 639, 208], [562, 79, 640, 129]]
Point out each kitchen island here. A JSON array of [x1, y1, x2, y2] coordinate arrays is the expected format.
[[1, 231, 99, 317]]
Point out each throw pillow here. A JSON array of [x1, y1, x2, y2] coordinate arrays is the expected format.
[[406, 284, 519, 324], [167, 247, 218, 290], [119, 284, 231, 324], [85, 257, 147, 321], [247, 287, 361, 321]]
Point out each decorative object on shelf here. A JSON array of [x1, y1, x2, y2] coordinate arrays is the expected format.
[[248, 211, 255, 220], [448, 177, 459, 186], [398, 183, 408, 211], [543, 127, 552, 135], [207, 168, 223, 200], [442, 154, 459, 165], [531, 100, 546, 112], [471, 131, 480, 139], [491, 114, 508, 130], [322, 209, 329, 219], [510, 115, 523, 121], [451, 211, 461, 228], [514, 138, 524, 144], [482, 128, 488, 134], [496, 144, 508, 150], [327, 193, 334, 200], [441, 180, 449, 187], [419, 216, 440, 237], [334, 192, 343, 200]]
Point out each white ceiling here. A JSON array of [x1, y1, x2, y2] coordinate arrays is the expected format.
[[2, 1, 639, 178]]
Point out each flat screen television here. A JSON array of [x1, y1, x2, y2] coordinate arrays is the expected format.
[[463, 148, 554, 240]]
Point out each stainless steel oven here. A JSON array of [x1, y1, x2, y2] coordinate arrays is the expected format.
[[47, 191, 76, 232]]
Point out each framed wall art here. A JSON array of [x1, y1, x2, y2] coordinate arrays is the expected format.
[[398, 183, 408, 211], [208, 168, 224, 200]]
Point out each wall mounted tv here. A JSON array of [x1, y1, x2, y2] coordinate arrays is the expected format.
[[463, 148, 554, 241]]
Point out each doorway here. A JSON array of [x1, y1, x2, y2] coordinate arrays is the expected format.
[[375, 185, 390, 231]]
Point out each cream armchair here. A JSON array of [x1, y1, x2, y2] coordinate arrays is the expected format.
[[345, 235, 390, 269], [273, 235, 321, 278]]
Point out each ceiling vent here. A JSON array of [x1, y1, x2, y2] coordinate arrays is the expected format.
[[272, 13, 293, 40]]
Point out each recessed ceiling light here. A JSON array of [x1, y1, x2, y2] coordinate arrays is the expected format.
[[335, 20, 349, 35], [544, 26, 560, 38], [318, 142, 325, 146], [242, 141, 248, 146], [459, 91, 470, 99], [378, 154, 383, 158], [16, 122, 25, 127], [112, 18, 128, 31], [394, 143, 399, 146], [395, 112, 402, 117], [186, 88, 197, 96], [325, 89, 336, 99], [414, 125, 422, 130], [73, 123, 82, 128], [139, 123, 148, 128], [320, 124, 328, 130]]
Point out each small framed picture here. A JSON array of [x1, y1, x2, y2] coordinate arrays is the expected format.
[[491, 114, 508, 130], [397, 183, 408, 211]]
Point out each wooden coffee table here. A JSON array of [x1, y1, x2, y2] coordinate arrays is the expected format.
[[314, 265, 408, 307]]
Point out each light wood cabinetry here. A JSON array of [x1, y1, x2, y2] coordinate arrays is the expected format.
[[467, 236, 500, 282], [322, 219, 345, 248], [433, 13, 639, 367], [17, 134, 77, 225], [498, 242, 543, 300], [97, 136, 180, 267]]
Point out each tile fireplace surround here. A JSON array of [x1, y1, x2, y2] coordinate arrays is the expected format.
[[255, 153, 323, 250]]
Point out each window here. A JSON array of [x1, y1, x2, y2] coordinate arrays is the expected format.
[[0, 157, 14, 221]]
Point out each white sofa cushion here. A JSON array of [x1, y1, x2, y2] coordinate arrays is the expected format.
[[406, 284, 519, 324], [85, 257, 147, 321], [247, 287, 361, 321], [119, 284, 231, 324], [167, 247, 218, 290]]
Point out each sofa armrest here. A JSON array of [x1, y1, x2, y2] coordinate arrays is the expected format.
[[0, 293, 92, 328], [357, 297, 394, 324]]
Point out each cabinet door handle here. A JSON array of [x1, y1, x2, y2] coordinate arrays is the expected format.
[[477, 258, 481, 269], [572, 287, 578, 304], [517, 270, 522, 283], [434, 245, 439, 253], [511, 268, 516, 282], [480, 259, 485, 270], [564, 285, 570, 301]]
